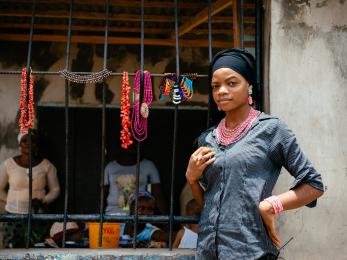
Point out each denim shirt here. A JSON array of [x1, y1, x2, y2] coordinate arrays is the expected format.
[[196, 113, 324, 260]]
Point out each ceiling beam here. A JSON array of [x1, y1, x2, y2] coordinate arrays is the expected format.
[[0, 0, 255, 10], [0, 10, 176, 22], [232, 0, 240, 48], [0, 23, 171, 34], [0, 23, 256, 36], [0, 33, 255, 48], [0, 23, 256, 37], [0, 10, 254, 24], [171, 0, 233, 38]]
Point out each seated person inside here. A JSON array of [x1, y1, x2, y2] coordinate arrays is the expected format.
[[44, 222, 85, 248], [119, 191, 169, 248], [173, 198, 201, 248], [103, 142, 166, 215]]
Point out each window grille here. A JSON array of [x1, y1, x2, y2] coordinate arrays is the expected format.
[[0, 0, 263, 251]]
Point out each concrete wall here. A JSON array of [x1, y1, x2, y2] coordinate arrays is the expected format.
[[269, 0, 347, 259], [0, 248, 195, 260]]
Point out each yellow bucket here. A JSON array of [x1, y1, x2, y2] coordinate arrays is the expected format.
[[88, 222, 121, 248]]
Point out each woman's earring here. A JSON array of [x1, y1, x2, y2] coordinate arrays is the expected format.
[[248, 86, 253, 105]]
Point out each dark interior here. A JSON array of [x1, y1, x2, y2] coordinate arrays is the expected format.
[[37, 105, 211, 215]]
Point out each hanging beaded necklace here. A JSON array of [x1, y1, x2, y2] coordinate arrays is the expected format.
[[131, 70, 153, 142], [216, 108, 260, 146], [59, 69, 111, 83], [19, 67, 35, 133], [120, 71, 133, 148]]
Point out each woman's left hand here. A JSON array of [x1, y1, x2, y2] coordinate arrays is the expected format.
[[32, 198, 43, 213], [259, 201, 281, 248]]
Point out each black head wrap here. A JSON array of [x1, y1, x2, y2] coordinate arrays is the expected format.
[[209, 48, 256, 87]]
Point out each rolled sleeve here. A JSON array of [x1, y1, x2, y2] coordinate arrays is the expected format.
[[269, 120, 324, 207]]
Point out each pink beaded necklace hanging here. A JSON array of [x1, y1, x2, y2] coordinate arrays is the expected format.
[[131, 70, 153, 142], [216, 107, 260, 146]]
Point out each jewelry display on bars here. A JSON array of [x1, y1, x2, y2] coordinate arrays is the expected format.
[[120, 71, 133, 149], [159, 73, 196, 104], [19, 67, 35, 134], [131, 70, 153, 142], [59, 69, 112, 84]]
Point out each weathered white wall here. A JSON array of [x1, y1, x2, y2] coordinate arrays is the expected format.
[[269, 0, 347, 259]]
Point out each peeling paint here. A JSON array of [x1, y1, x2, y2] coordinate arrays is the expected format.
[[316, 0, 328, 8], [278, 1, 347, 81], [325, 27, 347, 80], [282, 22, 317, 48], [279, 0, 311, 23]]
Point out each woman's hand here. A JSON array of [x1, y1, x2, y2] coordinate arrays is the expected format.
[[186, 147, 215, 184], [32, 198, 43, 213], [259, 200, 281, 248]]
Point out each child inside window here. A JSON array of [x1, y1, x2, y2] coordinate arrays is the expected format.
[[173, 199, 201, 248]]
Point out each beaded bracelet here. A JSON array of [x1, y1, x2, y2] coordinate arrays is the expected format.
[[264, 195, 283, 215]]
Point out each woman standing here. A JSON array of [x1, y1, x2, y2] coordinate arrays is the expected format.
[[185, 48, 324, 259], [0, 131, 60, 247]]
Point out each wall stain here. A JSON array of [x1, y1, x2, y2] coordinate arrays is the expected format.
[[340, 0, 346, 4], [333, 25, 347, 32], [316, 0, 328, 8], [69, 44, 94, 100], [94, 82, 114, 104], [0, 121, 19, 149], [280, 0, 311, 23], [34, 77, 49, 102], [325, 27, 347, 80], [278, 1, 347, 81], [282, 22, 317, 48]]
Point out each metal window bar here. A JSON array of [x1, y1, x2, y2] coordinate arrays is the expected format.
[[0, 214, 199, 223], [206, 0, 213, 128], [97, 0, 110, 248], [25, 0, 36, 249], [61, 0, 74, 248], [167, 0, 180, 250], [0, 0, 263, 251], [239, 0, 245, 49], [255, 0, 263, 111], [132, 0, 145, 249]]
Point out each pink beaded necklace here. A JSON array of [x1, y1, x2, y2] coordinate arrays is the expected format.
[[216, 108, 260, 146], [131, 70, 153, 142]]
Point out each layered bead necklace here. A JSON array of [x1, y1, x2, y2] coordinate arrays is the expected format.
[[19, 67, 35, 133], [131, 70, 153, 142], [59, 69, 111, 83], [216, 107, 260, 146], [120, 71, 133, 148], [159, 73, 196, 104]]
